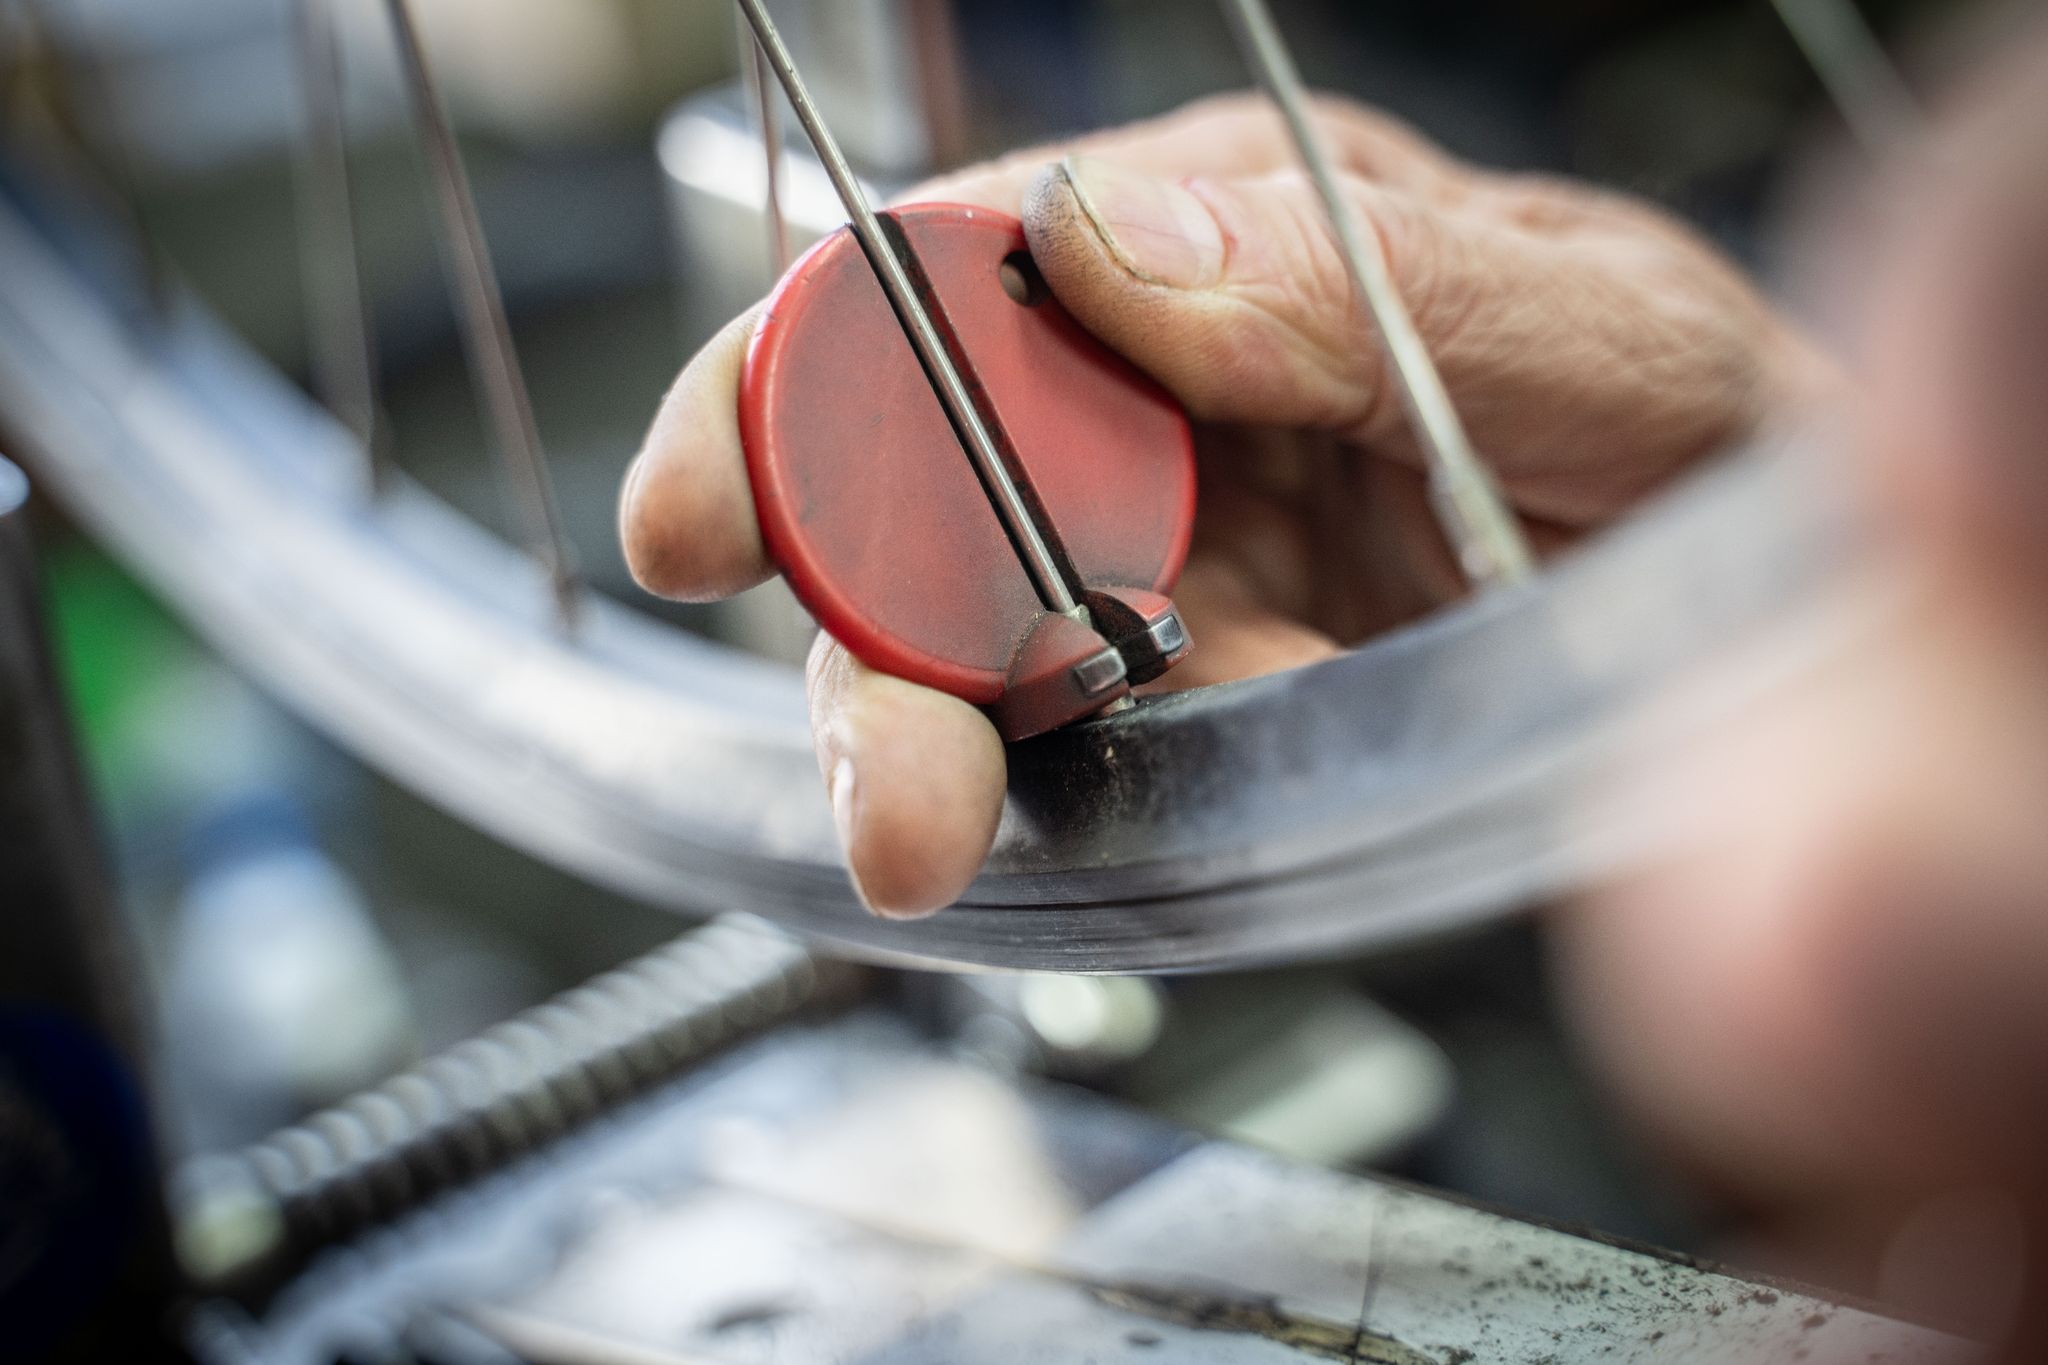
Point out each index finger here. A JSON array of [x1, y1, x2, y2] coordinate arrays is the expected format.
[[621, 306, 773, 602]]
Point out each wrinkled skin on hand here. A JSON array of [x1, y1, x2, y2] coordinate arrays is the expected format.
[[620, 93, 1822, 917]]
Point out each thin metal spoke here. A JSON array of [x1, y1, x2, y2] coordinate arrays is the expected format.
[[382, 0, 580, 629], [739, 30, 791, 278], [1218, 0, 1534, 591], [290, 0, 387, 497], [905, 0, 970, 171], [734, 0, 1083, 620], [12, 0, 168, 313], [1, 2, 31, 114], [1768, 0, 1922, 155]]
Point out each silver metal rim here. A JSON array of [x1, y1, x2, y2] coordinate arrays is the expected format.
[[0, 182, 1838, 973]]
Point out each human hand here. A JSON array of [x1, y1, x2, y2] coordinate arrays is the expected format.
[[1558, 35, 2048, 1357], [621, 93, 1822, 917]]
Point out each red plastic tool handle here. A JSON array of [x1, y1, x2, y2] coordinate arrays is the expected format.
[[739, 203, 1196, 740]]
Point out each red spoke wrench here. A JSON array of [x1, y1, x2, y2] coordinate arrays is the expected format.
[[739, 203, 1197, 741]]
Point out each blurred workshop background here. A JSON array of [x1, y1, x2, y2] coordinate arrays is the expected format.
[[0, 0, 1973, 1265]]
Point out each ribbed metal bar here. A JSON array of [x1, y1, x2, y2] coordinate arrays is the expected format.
[[173, 916, 859, 1303], [382, 0, 580, 628], [1219, 0, 1534, 590]]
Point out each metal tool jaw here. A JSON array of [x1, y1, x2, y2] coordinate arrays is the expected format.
[[739, 203, 1196, 740]]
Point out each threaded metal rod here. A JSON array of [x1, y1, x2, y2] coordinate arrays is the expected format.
[[173, 917, 859, 1301]]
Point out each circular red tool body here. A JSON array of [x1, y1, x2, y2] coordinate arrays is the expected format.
[[739, 203, 1197, 740]]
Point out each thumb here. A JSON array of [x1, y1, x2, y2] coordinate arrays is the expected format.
[[1021, 154, 1454, 443], [1022, 153, 1786, 527]]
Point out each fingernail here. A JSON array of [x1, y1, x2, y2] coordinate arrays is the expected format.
[[1060, 155, 1225, 289], [828, 756, 880, 913], [619, 454, 647, 519]]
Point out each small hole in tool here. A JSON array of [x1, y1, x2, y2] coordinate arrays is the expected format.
[[999, 251, 1049, 306]]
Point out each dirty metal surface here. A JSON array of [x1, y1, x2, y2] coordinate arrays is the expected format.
[[214, 1017, 1967, 1365], [916, 1145, 1963, 1364]]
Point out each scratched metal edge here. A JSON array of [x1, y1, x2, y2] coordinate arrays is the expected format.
[[1317, 1162, 1976, 1342], [0, 172, 1845, 973]]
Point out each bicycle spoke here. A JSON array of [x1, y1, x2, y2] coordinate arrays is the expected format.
[[382, 0, 580, 630], [1768, 0, 1923, 155], [10, 0, 168, 313], [290, 0, 387, 498], [1217, 0, 1534, 592], [740, 30, 791, 278]]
